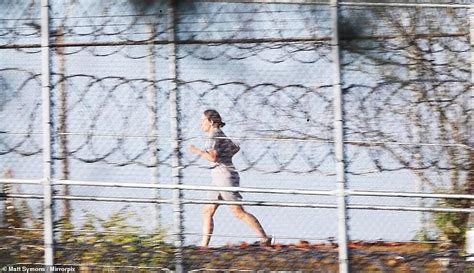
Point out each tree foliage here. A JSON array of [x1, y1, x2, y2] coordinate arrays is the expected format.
[[339, 6, 472, 246]]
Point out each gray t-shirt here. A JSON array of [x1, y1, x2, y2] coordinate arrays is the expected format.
[[205, 128, 239, 168]]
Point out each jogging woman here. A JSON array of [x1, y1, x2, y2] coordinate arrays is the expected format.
[[188, 109, 271, 247]]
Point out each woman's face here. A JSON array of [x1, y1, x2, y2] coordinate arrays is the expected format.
[[200, 114, 213, 132]]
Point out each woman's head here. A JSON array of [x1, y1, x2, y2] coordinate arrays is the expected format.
[[201, 109, 226, 132]]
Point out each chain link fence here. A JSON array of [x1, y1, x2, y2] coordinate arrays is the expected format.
[[1, 0, 473, 272]]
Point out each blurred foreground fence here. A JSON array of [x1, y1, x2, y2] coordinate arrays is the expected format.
[[0, 0, 473, 272]]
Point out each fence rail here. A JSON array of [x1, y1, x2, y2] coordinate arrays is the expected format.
[[1, 0, 472, 272]]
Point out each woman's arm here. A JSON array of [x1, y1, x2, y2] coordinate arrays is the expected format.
[[188, 144, 218, 162]]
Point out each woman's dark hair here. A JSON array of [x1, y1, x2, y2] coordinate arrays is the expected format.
[[203, 109, 226, 128]]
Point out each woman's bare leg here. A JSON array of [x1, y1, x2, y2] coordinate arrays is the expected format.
[[201, 204, 219, 247], [229, 205, 270, 243]]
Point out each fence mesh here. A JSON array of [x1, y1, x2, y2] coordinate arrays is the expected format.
[[0, 0, 473, 272]]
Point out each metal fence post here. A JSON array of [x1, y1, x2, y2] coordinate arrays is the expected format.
[[147, 23, 161, 229], [470, 4, 474, 123], [168, 1, 184, 272], [41, 0, 55, 268], [467, 6, 474, 262], [330, 0, 350, 272]]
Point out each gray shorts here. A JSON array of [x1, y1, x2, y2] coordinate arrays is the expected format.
[[208, 166, 242, 201]]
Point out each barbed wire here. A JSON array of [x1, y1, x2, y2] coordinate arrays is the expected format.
[[2, 3, 471, 173], [1, 1, 472, 270]]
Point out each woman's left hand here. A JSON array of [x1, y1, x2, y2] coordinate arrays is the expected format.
[[188, 144, 200, 154]]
